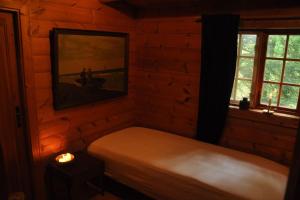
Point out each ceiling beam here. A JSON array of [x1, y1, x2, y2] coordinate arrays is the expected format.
[[100, 0, 300, 19]]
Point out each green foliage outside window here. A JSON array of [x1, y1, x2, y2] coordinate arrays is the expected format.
[[261, 83, 279, 106], [267, 35, 286, 58], [264, 60, 283, 82], [239, 58, 254, 79], [280, 86, 300, 109], [287, 36, 300, 59], [284, 61, 300, 84], [262, 35, 300, 109], [241, 35, 256, 56]]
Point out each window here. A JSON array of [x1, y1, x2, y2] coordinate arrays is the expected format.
[[261, 35, 300, 110], [231, 34, 257, 102], [231, 31, 300, 114]]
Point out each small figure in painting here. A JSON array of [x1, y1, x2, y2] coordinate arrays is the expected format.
[[87, 68, 93, 82], [80, 68, 87, 86]]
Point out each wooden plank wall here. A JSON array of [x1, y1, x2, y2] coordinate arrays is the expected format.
[[135, 17, 201, 138], [135, 15, 299, 165], [31, 1, 138, 197], [28, 0, 138, 157], [223, 109, 298, 165], [1, 0, 137, 198]]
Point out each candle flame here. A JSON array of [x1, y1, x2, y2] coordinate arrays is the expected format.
[[269, 92, 273, 100], [56, 153, 74, 163]]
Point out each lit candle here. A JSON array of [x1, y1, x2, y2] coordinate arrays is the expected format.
[[55, 153, 75, 164], [268, 92, 273, 107]]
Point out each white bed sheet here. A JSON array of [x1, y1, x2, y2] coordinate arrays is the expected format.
[[88, 127, 288, 200]]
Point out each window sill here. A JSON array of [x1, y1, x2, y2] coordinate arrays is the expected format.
[[228, 106, 300, 129]]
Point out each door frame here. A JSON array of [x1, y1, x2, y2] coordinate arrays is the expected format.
[[0, 8, 35, 199]]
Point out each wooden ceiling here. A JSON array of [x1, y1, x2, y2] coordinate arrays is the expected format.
[[126, 0, 300, 9], [101, 0, 300, 17]]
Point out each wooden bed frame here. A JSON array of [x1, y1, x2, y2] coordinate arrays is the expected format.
[[103, 175, 152, 200]]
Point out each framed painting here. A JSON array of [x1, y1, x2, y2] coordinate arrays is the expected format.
[[50, 28, 129, 110]]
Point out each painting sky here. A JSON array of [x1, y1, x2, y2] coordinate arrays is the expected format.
[[58, 34, 125, 75]]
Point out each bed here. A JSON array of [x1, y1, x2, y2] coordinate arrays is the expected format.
[[87, 127, 289, 200]]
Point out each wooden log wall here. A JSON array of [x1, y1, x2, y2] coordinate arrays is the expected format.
[[135, 15, 299, 165], [28, 0, 138, 158], [135, 17, 201, 138], [0, 0, 137, 198], [223, 108, 298, 165]]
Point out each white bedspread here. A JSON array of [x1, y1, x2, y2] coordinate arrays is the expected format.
[[88, 127, 288, 200]]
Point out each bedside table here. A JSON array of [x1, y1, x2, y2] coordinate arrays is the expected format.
[[45, 151, 104, 200]]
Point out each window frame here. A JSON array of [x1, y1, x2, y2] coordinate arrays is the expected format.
[[232, 29, 300, 115]]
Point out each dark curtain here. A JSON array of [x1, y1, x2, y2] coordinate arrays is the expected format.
[[196, 15, 240, 144]]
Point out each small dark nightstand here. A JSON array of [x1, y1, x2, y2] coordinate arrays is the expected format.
[[45, 151, 104, 200]]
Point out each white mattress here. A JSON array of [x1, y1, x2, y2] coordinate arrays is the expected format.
[[88, 127, 288, 200]]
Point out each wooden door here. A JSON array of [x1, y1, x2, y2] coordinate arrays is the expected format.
[[0, 11, 31, 198]]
